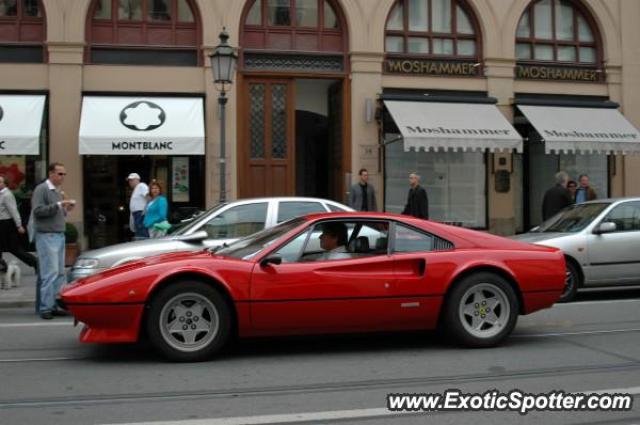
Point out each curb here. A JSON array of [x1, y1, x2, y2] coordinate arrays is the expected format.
[[0, 300, 36, 309]]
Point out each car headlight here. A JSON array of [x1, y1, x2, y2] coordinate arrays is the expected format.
[[74, 258, 100, 269]]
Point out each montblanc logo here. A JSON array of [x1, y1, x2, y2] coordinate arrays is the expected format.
[[119, 101, 166, 131]]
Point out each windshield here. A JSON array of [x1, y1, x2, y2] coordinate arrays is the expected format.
[[536, 202, 611, 233], [171, 204, 225, 236], [216, 217, 306, 260]]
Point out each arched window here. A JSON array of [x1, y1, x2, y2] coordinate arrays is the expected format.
[[0, 0, 45, 63], [242, 0, 345, 52], [384, 0, 480, 59], [87, 0, 201, 66], [515, 0, 601, 65]]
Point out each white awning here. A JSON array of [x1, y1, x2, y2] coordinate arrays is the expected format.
[[0, 95, 45, 155], [79, 96, 205, 155], [518, 105, 640, 154], [384, 100, 523, 153]]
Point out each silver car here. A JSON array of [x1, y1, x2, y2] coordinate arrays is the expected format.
[[70, 197, 353, 281], [511, 198, 640, 301]]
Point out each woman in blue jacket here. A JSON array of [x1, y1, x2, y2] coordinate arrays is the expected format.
[[143, 180, 169, 238]]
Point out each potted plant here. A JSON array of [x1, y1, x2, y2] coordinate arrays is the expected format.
[[65, 222, 80, 266]]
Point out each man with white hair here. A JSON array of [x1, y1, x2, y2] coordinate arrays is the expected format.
[[127, 172, 149, 239], [542, 171, 572, 221], [402, 172, 429, 219]]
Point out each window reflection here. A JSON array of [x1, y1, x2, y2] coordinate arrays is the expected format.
[[119, 0, 142, 20], [268, 0, 290, 26]]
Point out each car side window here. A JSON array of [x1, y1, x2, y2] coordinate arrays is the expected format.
[[277, 220, 390, 263], [202, 202, 268, 239], [277, 201, 326, 223], [272, 230, 310, 263], [602, 202, 640, 232], [393, 224, 434, 253]]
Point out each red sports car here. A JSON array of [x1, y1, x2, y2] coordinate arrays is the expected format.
[[61, 213, 566, 361]]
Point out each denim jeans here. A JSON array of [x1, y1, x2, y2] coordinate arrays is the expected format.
[[35, 232, 65, 313], [132, 211, 149, 238]]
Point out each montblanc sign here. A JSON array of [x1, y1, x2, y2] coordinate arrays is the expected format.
[[0, 95, 45, 155], [79, 96, 205, 156], [385, 58, 479, 76]]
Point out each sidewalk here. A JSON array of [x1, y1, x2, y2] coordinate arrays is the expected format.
[[0, 253, 38, 309]]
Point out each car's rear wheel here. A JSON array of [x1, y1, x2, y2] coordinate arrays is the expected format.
[[560, 260, 579, 303], [445, 272, 518, 347], [147, 281, 231, 362]]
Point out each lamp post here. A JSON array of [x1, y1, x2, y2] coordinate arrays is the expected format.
[[209, 28, 237, 204]]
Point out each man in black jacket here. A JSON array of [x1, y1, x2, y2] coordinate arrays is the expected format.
[[542, 171, 572, 221], [402, 173, 429, 219]]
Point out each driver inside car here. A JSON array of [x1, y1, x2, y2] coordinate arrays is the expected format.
[[318, 222, 351, 260]]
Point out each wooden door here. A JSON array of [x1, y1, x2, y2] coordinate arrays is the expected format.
[[240, 78, 295, 198]]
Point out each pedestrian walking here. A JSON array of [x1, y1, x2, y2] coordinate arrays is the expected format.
[[575, 174, 597, 204], [144, 180, 170, 238], [348, 168, 377, 212], [31, 163, 75, 319], [542, 171, 572, 221], [402, 172, 429, 219], [567, 180, 577, 203], [0, 175, 38, 273], [127, 172, 149, 239]]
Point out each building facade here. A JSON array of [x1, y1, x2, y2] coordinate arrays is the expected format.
[[1, 0, 640, 248]]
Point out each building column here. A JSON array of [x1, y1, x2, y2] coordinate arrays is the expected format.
[[47, 43, 85, 245], [350, 52, 384, 210], [485, 58, 517, 235]]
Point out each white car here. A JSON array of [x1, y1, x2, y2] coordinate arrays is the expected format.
[[511, 197, 640, 301], [70, 197, 353, 281]]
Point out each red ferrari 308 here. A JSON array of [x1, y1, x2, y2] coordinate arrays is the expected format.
[[61, 213, 566, 361]]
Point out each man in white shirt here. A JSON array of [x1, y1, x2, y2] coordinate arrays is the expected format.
[[127, 173, 149, 239], [318, 222, 351, 260]]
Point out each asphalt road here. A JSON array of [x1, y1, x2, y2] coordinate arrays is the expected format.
[[0, 289, 639, 425]]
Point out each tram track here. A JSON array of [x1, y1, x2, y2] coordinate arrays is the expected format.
[[1, 360, 639, 409]]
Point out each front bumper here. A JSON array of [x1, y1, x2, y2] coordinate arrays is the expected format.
[[67, 303, 145, 343]]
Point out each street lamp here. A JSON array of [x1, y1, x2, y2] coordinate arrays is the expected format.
[[209, 28, 237, 204]]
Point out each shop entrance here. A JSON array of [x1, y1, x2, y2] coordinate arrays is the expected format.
[[239, 77, 345, 201], [83, 155, 204, 248]]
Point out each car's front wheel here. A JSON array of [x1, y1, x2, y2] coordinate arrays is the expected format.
[[560, 260, 579, 303], [146, 281, 231, 362], [444, 272, 518, 347]]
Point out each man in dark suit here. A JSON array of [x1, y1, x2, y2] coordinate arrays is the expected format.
[[542, 171, 572, 221], [402, 173, 429, 219]]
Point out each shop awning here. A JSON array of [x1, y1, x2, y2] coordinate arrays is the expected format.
[[79, 96, 205, 155], [384, 100, 523, 153], [0, 95, 46, 155], [518, 105, 640, 154]]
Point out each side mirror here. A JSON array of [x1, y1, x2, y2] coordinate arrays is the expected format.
[[594, 222, 616, 235], [179, 230, 209, 243], [260, 256, 282, 268]]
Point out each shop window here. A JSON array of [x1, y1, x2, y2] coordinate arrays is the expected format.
[[87, 0, 201, 66], [515, 0, 601, 65], [385, 141, 487, 229], [242, 0, 345, 52], [0, 0, 45, 63], [384, 0, 480, 59]]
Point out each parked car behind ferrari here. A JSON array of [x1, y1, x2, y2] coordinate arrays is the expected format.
[[511, 198, 640, 301], [70, 197, 352, 281]]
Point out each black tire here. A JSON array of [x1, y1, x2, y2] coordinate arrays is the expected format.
[[560, 260, 580, 303], [444, 272, 519, 348], [146, 281, 232, 362]]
